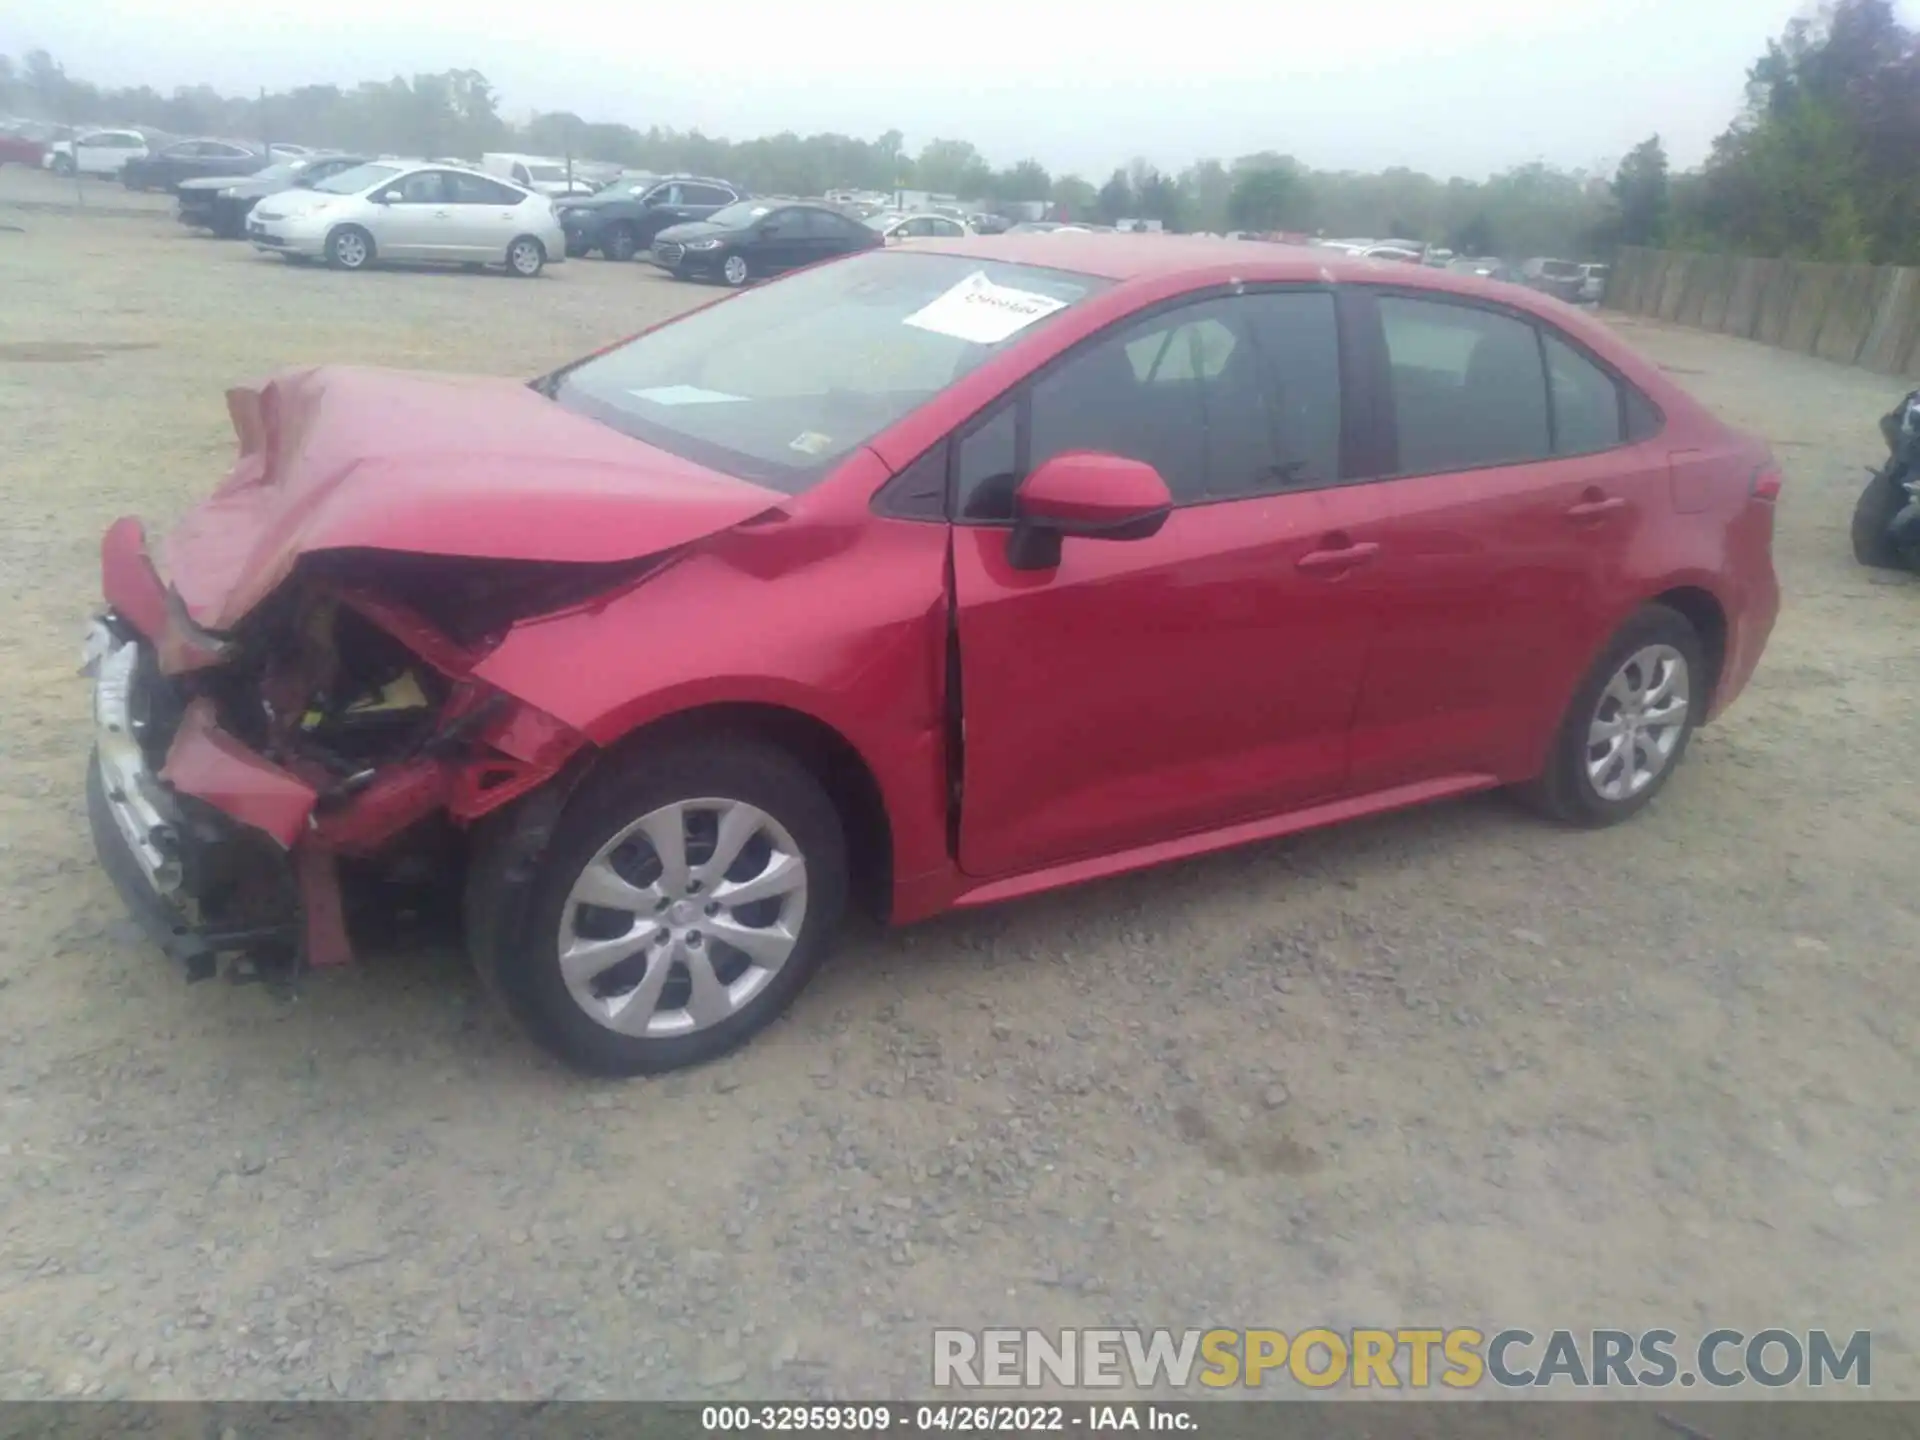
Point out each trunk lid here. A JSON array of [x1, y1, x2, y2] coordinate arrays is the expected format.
[[159, 365, 785, 632]]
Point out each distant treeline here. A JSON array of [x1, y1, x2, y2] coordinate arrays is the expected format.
[[7, 2, 1913, 262]]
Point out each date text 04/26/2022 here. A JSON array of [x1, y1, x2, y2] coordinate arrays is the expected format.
[[699, 1404, 1192, 1431]]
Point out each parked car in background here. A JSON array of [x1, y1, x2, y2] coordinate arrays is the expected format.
[[1580, 263, 1611, 304], [246, 160, 563, 276], [81, 236, 1780, 1075], [969, 213, 1012, 234], [481, 152, 592, 197], [652, 199, 880, 285], [41, 128, 148, 178], [123, 139, 270, 193], [1520, 257, 1588, 303], [1357, 244, 1425, 265], [876, 212, 969, 242], [1007, 220, 1068, 234], [1447, 256, 1518, 282], [558, 174, 744, 261], [0, 124, 46, 167], [177, 153, 372, 238]]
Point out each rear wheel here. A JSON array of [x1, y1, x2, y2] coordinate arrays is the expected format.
[[326, 225, 374, 271], [476, 739, 848, 1075], [506, 235, 545, 277], [1521, 604, 1704, 827], [603, 223, 638, 262]]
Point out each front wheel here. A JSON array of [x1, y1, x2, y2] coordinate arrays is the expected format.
[[1520, 604, 1704, 827], [326, 225, 374, 271], [722, 252, 751, 287], [1851, 470, 1907, 569], [477, 738, 848, 1075], [506, 235, 545, 277]]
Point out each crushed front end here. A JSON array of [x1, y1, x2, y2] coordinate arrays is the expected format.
[[84, 521, 591, 983]]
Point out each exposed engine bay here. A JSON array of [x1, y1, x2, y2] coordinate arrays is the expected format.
[[91, 538, 633, 982]]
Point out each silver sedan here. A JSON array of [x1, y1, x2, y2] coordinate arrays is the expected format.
[[246, 160, 566, 276]]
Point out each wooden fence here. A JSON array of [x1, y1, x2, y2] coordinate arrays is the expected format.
[[1606, 246, 1920, 378]]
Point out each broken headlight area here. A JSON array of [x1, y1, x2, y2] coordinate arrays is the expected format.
[[110, 566, 592, 980]]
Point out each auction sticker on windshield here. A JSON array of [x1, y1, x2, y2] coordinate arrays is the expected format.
[[631, 385, 749, 406], [903, 271, 1070, 345]]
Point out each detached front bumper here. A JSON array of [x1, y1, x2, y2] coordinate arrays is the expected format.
[[84, 619, 305, 979]]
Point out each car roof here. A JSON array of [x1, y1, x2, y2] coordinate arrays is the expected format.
[[905, 233, 1564, 291]]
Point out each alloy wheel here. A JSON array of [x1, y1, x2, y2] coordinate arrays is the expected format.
[[723, 254, 749, 286], [509, 239, 543, 276], [1585, 644, 1690, 802], [556, 798, 808, 1038], [333, 231, 368, 268]]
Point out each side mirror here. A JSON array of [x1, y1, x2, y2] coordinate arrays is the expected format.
[[1007, 452, 1172, 570], [375, 189, 400, 205]]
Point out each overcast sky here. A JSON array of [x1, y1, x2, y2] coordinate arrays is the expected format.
[[0, 0, 1862, 179]]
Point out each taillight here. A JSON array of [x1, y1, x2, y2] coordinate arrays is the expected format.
[[1750, 466, 1782, 503]]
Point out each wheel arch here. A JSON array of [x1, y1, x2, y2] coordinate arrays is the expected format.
[[593, 701, 895, 923], [1647, 583, 1728, 717]]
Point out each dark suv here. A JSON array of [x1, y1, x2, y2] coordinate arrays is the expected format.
[[557, 175, 745, 261]]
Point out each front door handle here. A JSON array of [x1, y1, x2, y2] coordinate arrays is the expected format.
[[1566, 494, 1626, 522], [1296, 540, 1381, 575]]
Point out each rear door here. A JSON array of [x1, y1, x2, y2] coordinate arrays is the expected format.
[[953, 288, 1376, 879], [1338, 290, 1659, 791], [754, 206, 809, 271], [679, 182, 735, 221], [444, 172, 533, 260]]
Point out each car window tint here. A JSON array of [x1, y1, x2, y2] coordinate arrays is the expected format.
[[956, 404, 1020, 520], [682, 184, 731, 206], [1241, 291, 1343, 490], [448, 173, 522, 205], [1028, 297, 1288, 506], [1378, 295, 1549, 472], [652, 183, 684, 206], [1543, 332, 1624, 454], [396, 170, 448, 204]]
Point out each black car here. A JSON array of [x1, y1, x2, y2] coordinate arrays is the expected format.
[[176, 153, 370, 238], [651, 200, 882, 286], [123, 138, 270, 193], [557, 174, 744, 261]]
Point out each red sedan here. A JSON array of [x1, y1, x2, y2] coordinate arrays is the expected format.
[[84, 235, 1780, 1074]]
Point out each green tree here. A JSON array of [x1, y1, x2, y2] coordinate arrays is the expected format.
[[1050, 174, 1097, 219], [1610, 135, 1670, 247], [914, 138, 992, 197], [1227, 166, 1308, 230], [1095, 168, 1132, 223]]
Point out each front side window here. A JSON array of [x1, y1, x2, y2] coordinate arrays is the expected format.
[[547, 250, 1106, 491], [393, 170, 449, 204], [958, 291, 1340, 518], [1378, 295, 1549, 473], [681, 183, 734, 206]]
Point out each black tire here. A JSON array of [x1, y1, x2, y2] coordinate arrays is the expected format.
[[1520, 603, 1705, 827], [602, 223, 638, 262], [326, 225, 375, 271], [474, 738, 848, 1076], [1851, 471, 1907, 569], [506, 235, 545, 278]]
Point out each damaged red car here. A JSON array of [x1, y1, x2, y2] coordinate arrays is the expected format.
[[85, 236, 1780, 1074]]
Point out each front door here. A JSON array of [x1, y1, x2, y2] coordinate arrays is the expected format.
[[373, 169, 458, 259], [953, 289, 1375, 879]]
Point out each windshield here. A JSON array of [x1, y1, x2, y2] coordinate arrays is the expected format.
[[1540, 260, 1583, 278], [548, 250, 1109, 490], [524, 163, 567, 182], [249, 161, 301, 186], [314, 162, 400, 195], [599, 175, 656, 194]]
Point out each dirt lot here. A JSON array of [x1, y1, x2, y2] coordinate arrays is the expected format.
[[0, 164, 1915, 1402]]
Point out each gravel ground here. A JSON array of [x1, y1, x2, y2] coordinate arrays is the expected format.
[[0, 164, 1915, 1402]]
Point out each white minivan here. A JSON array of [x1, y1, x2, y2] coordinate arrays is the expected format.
[[43, 129, 149, 177]]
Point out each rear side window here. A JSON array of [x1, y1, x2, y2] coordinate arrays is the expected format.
[[1379, 296, 1549, 473], [1543, 332, 1624, 454], [682, 183, 733, 206]]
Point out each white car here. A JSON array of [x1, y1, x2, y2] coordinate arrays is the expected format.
[[246, 160, 566, 276], [42, 129, 148, 178], [1580, 262, 1611, 304], [875, 212, 968, 243]]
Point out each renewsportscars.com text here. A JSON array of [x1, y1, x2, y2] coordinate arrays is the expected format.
[[932, 1327, 1872, 1390]]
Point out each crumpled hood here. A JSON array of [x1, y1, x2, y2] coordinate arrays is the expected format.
[[159, 365, 785, 632]]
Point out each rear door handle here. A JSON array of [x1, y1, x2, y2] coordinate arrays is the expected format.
[[1296, 540, 1380, 574], [1566, 495, 1627, 521]]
